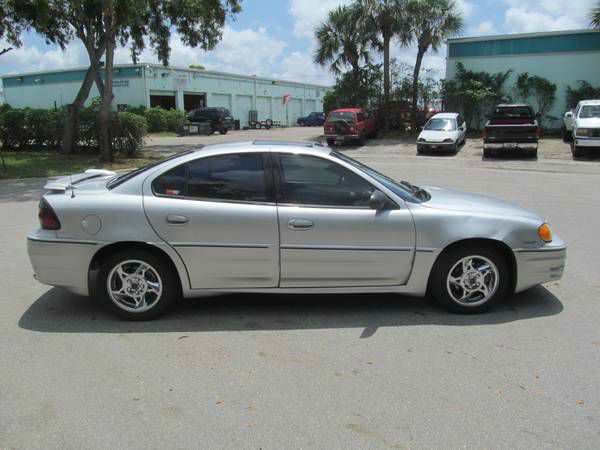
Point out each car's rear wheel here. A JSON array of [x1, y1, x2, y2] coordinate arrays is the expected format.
[[326, 138, 335, 147], [219, 129, 228, 135], [430, 245, 511, 314], [97, 249, 178, 320]]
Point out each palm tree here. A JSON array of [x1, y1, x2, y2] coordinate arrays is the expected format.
[[313, 5, 372, 79], [406, 0, 463, 129], [358, 0, 410, 132], [591, 1, 600, 28]]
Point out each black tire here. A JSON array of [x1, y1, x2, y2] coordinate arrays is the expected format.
[[358, 132, 366, 146], [429, 244, 511, 314], [96, 249, 178, 320], [529, 148, 538, 158], [219, 129, 228, 135], [265, 119, 273, 127], [562, 127, 572, 142], [483, 147, 493, 158], [326, 139, 335, 147], [451, 142, 458, 154], [572, 144, 583, 158]]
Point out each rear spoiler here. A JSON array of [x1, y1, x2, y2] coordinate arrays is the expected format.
[[44, 169, 116, 191]]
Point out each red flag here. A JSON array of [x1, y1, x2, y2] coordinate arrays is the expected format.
[[282, 93, 291, 105]]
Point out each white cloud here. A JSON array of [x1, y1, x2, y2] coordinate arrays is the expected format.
[[454, 0, 474, 19], [0, 39, 88, 74], [288, 0, 353, 39], [470, 20, 497, 35], [276, 51, 334, 85], [503, 0, 596, 33]]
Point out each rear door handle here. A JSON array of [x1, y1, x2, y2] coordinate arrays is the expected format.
[[288, 219, 314, 230], [166, 214, 189, 225]]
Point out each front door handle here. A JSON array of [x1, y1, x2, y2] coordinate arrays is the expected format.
[[166, 214, 189, 225], [288, 219, 314, 230]]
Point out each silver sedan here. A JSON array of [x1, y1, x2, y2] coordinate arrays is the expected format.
[[27, 141, 566, 320]]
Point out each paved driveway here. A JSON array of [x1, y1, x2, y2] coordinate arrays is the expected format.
[[1, 141, 600, 449]]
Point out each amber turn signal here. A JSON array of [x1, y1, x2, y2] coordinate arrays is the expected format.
[[538, 223, 552, 242]]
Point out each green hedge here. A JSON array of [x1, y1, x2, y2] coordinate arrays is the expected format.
[[0, 106, 148, 155], [141, 107, 187, 133]]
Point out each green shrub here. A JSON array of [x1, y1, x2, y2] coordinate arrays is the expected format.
[[0, 108, 28, 149], [164, 109, 187, 132], [144, 107, 168, 132], [112, 112, 148, 155]]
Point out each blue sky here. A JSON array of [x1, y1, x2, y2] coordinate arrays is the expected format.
[[0, 0, 597, 84]]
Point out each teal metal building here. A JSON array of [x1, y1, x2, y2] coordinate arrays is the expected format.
[[446, 29, 600, 128], [0, 64, 328, 127]]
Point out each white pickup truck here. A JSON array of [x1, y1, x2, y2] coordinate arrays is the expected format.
[[564, 99, 600, 157]]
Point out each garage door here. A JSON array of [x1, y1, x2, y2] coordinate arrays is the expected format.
[[288, 99, 303, 127], [210, 93, 231, 110], [305, 99, 316, 114], [273, 100, 284, 124], [235, 95, 253, 127], [256, 96, 272, 121]]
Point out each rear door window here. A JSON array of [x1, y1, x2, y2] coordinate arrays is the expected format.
[[153, 153, 269, 203]]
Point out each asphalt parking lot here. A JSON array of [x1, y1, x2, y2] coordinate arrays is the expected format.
[[2, 128, 600, 449]]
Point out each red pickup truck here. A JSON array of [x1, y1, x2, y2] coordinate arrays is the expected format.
[[324, 108, 378, 146]]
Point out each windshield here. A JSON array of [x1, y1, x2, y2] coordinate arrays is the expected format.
[[492, 106, 534, 119], [424, 118, 456, 131], [579, 105, 600, 119], [327, 112, 355, 122], [331, 151, 429, 202], [107, 150, 194, 189]]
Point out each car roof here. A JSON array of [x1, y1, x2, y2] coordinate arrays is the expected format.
[[578, 100, 600, 105], [495, 103, 531, 108], [193, 140, 331, 156], [330, 108, 361, 113], [430, 112, 458, 119]]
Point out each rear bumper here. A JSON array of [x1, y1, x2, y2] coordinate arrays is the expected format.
[[27, 231, 98, 296], [514, 238, 566, 293], [484, 142, 538, 150], [325, 134, 360, 142]]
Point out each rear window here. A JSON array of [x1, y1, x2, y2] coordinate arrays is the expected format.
[[492, 106, 534, 119], [327, 111, 355, 122]]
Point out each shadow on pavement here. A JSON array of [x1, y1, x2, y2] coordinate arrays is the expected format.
[[19, 285, 563, 336]]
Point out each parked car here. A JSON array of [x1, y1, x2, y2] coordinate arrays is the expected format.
[[187, 107, 234, 134], [28, 141, 565, 320], [417, 112, 467, 154], [297, 112, 325, 127], [564, 99, 600, 157], [324, 108, 377, 146], [483, 104, 540, 158]]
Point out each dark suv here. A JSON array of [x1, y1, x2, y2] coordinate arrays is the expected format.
[[187, 107, 234, 134]]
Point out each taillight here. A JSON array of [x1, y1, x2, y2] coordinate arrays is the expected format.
[[38, 198, 61, 230], [535, 128, 541, 139]]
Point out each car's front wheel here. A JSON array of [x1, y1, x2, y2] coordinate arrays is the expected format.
[[97, 249, 178, 320], [430, 245, 511, 314]]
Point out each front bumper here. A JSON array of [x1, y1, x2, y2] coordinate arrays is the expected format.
[[484, 142, 538, 150], [27, 231, 99, 296], [514, 237, 566, 292], [417, 142, 455, 150], [574, 137, 600, 147]]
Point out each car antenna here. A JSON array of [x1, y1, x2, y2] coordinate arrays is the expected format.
[[69, 173, 76, 198]]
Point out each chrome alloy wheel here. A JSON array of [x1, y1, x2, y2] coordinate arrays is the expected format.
[[446, 255, 499, 307], [107, 260, 163, 312]]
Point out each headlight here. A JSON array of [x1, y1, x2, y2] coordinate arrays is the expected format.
[[443, 138, 453, 143], [417, 137, 426, 142], [538, 223, 553, 242], [575, 128, 589, 137]]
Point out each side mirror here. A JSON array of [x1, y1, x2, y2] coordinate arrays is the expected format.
[[565, 111, 573, 118], [369, 190, 387, 210]]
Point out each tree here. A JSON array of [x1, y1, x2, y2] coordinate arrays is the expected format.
[[0, 1, 33, 56], [357, 0, 409, 132], [21, 0, 241, 160], [322, 63, 383, 112], [514, 72, 556, 128], [591, 1, 600, 28], [313, 4, 374, 106], [189, 64, 205, 70], [443, 62, 511, 130], [406, 0, 462, 129], [566, 81, 600, 109]]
